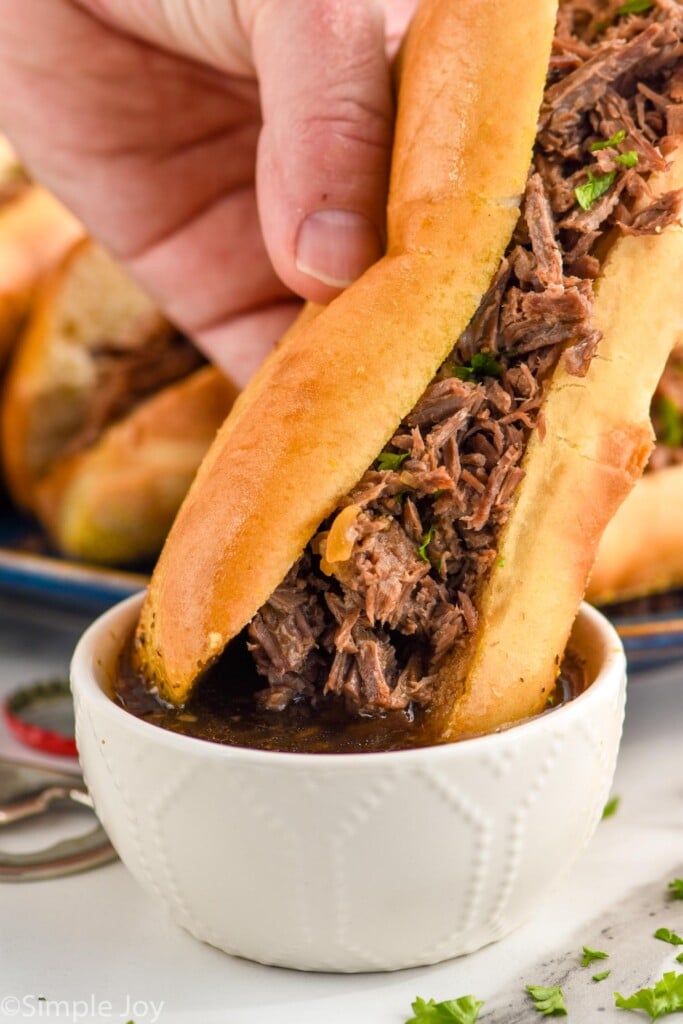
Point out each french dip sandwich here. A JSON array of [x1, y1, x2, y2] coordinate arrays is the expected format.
[[589, 339, 683, 602], [0, 136, 82, 372], [135, 0, 683, 742], [1, 239, 237, 564]]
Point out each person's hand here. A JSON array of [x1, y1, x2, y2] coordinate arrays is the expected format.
[[0, 0, 416, 384]]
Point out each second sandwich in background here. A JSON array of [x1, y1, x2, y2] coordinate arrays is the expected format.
[[0, 135, 83, 373], [0, 239, 238, 565], [589, 340, 683, 603]]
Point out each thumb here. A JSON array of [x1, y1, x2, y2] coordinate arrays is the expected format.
[[249, 0, 393, 303]]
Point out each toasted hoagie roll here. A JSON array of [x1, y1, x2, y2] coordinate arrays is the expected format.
[[1, 239, 237, 564], [589, 343, 683, 603], [0, 136, 83, 371], [136, 0, 683, 742]]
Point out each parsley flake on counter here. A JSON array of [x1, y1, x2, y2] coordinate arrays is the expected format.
[[418, 525, 436, 563], [654, 928, 683, 947], [677, 954, 683, 965], [526, 985, 568, 1016], [617, 0, 654, 14], [602, 795, 621, 819], [377, 451, 410, 472], [615, 151, 639, 168], [582, 945, 609, 967], [615, 971, 683, 1019], [658, 396, 683, 448], [590, 130, 627, 151], [405, 994, 484, 1023], [669, 880, 683, 901], [575, 170, 616, 211], [452, 352, 503, 382], [594, 971, 611, 983]]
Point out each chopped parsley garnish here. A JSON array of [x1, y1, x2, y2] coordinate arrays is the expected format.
[[657, 396, 683, 447], [377, 451, 410, 472], [405, 995, 484, 1023], [590, 130, 627, 151], [602, 795, 620, 819], [669, 880, 683, 901], [497, 556, 506, 568], [575, 170, 616, 211], [418, 525, 436, 563], [617, 0, 654, 14], [582, 946, 609, 967], [677, 953, 683, 965], [594, 971, 611, 983], [588, 133, 638, 167], [472, 352, 503, 378], [615, 972, 683, 1019], [616, 151, 639, 168], [654, 928, 683, 946], [452, 352, 503, 382], [526, 985, 568, 1016]]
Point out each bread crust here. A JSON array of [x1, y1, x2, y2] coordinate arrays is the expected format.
[[34, 367, 237, 565], [0, 186, 83, 371], [430, 142, 683, 738], [1, 238, 237, 564], [587, 464, 683, 604], [1, 238, 172, 508], [135, 0, 559, 703]]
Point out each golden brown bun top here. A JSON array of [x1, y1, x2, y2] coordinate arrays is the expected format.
[[136, 0, 559, 703], [1, 238, 174, 508], [0, 134, 82, 370], [0, 183, 83, 371]]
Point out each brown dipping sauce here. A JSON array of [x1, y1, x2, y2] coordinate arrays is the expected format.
[[112, 631, 588, 754]]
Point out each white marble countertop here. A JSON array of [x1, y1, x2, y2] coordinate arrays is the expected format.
[[0, 593, 681, 1024]]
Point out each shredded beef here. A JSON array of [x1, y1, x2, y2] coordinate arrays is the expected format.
[[619, 186, 683, 231], [0, 163, 30, 206], [64, 324, 203, 457], [0, 181, 27, 206], [248, 0, 683, 716]]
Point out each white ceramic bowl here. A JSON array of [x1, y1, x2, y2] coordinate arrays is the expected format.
[[71, 593, 626, 973]]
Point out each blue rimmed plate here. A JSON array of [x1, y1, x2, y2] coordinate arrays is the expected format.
[[0, 514, 146, 612], [605, 589, 683, 673], [0, 512, 681, 670]]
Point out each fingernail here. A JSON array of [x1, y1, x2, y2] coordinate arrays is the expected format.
[[295, 210, 382, 289]]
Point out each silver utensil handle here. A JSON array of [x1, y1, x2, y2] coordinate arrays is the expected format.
[[0, 758, 117, 881], [0, 824, 116, 882]]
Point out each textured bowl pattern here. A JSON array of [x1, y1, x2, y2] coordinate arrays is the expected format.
[[72, 596, 626, 972]]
